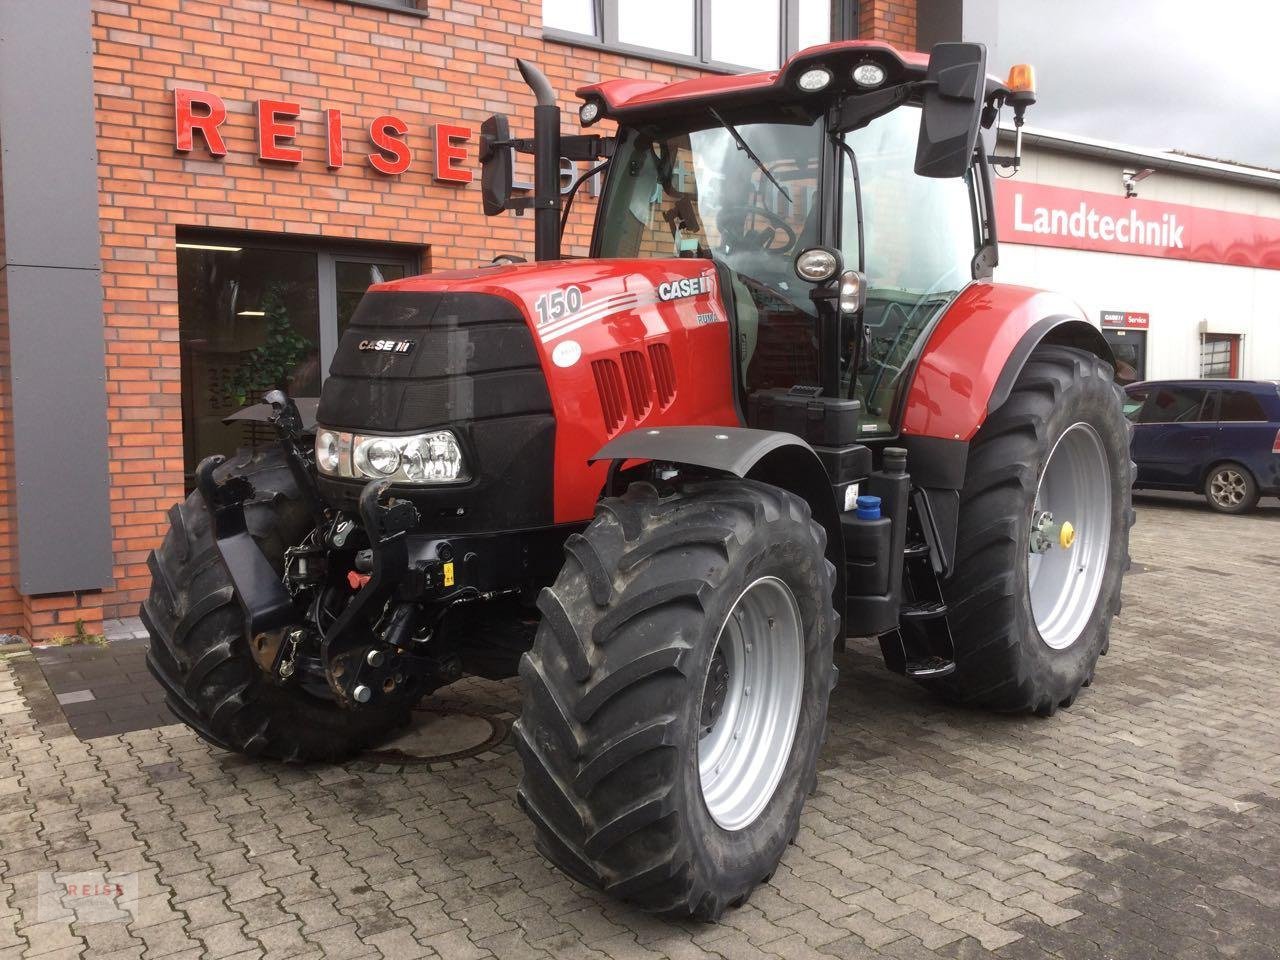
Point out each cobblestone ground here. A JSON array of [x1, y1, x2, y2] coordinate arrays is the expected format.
[[2, 496, 1278, 960]]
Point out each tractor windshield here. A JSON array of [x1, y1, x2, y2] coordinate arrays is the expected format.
[[596, 118, 827, 392], [595, 106, 979, 435]]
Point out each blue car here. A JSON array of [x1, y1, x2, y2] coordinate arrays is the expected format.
[[1124, 379, 1280, 513]]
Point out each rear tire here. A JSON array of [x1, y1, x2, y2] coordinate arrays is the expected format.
[[1204, 462, 1258, 514], [934, 346, 1134, 715], [514, 479, 838, 919], [142, 447, 410, 761]]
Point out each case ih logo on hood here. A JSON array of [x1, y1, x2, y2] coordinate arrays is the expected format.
[[358, 338, 416, 354], [657, 275, 712, 302]]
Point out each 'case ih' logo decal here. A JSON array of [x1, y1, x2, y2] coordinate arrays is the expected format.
[[358, 338, 415, 354], [657, 275, 712, 301]]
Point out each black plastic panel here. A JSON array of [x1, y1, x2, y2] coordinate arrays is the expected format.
[[318, 291, 550, 433], [316, 291, 555, 531]]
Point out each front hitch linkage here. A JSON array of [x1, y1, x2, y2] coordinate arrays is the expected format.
[[319, 479, 428, 706]]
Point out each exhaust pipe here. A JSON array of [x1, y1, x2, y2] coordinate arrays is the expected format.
[[516, 59, 562, 262]]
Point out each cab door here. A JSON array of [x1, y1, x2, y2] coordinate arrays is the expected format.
[[1132, 385, 1214, 488]]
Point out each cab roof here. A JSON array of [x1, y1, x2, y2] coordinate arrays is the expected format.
[[576, 41, 939, 124]]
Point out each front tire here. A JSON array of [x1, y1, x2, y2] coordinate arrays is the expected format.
[[142, 447, 410, 761], [1204, 462, 1259, 514], [935, 346, 1134, 715], [514, 480, 838, 919]]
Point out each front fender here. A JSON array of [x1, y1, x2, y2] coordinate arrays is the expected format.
[[592, 426, 847, 623], [901, 282, 1110, 443]]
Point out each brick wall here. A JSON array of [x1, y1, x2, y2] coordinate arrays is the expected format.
[[860, 0, 917, 49], [0, 0, 918, 636], [85, 0, 715, 628]]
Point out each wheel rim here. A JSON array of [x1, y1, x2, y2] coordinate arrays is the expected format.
[[1210, 468, 1247, 507], [697, 576, 804, 832], [1027, 422, 1112, 651]]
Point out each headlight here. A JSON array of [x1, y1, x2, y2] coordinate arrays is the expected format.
[[356, 437, 402, 477], [315, 428, 467, 484], [315, 430, 341, 473]]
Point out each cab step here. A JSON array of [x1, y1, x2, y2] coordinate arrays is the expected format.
[[903, 541, 931, 559], [904, 656, 956, 679], [901, 599, 948, 622]]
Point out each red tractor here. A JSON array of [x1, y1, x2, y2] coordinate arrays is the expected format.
[[144, 41, 1133, 919]]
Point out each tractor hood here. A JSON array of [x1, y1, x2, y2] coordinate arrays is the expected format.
[[316, 257, 740, 526]]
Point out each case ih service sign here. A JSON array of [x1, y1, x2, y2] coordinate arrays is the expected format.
[[995, 180, 1280, 270]]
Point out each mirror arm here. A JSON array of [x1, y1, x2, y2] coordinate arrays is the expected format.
[[832, 83, 916, 134]]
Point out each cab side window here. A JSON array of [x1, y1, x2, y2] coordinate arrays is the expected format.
[[1142, 387, 1209, 424]]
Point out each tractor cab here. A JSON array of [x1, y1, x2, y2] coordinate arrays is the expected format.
[[483, 40, 1036, 441]]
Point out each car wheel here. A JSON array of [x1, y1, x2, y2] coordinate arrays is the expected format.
[[1204, 462, 1259, 514]]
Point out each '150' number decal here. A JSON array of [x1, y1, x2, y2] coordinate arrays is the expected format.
[[534, 285, 584, 326]]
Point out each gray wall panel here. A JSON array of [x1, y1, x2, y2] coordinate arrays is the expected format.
[[0, 0, 113, 594], [0, 1, 102, 271], [6, 266, 113, 594]]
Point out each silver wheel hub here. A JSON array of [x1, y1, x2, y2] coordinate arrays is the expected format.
[[1027, 422, 1112, 651], [698, 576, 804, 832], [1211, 469, 1247, 506]]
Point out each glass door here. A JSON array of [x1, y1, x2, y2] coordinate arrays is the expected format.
[[318, 255, 412, 374], [178, 237, 417, 484]]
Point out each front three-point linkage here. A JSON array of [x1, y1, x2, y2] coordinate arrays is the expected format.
[[318, 479, 451, 707]]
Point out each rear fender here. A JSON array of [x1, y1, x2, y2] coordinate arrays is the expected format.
[[900, 283, 1115, 573], [901, 282, 1112, 443], [591, 426, 846, 622]]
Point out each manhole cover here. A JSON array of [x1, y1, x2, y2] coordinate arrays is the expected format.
[[360, 706, 507, 766]]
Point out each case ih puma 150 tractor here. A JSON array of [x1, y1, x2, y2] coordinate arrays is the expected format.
[[145, 41, 1133, 918]]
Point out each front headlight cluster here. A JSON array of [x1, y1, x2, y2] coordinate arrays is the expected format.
[[314, 428, 467, 484]]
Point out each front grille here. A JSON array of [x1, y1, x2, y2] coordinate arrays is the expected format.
[[319, 291, 550, 433]]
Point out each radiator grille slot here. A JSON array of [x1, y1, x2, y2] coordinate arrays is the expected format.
[[591, 359, 628, 436], [620, 350, 654, 421], [648, 342, 677, 410]]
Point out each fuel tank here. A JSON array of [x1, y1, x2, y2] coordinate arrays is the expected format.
[[316, 258, 741, 529]]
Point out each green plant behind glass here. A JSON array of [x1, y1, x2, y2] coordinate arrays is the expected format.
[[226, 283, 314, 407]]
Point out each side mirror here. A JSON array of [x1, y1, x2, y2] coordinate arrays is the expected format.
[[479, 114, 513, 216], [915, 42, 986, 178]]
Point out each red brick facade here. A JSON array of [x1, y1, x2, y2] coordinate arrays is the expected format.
[[861, 0, 917, 48], [0, 0, 921, 638]]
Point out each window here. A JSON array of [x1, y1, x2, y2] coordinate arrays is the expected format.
[[1218, 389, 1267, 422], [1123, 388, 1148, 421], [177, 236, 416, 483], [710, 0, 778, 70], [1141, 387, 1209, 424], [543, 0, 842, 71], [1201, 333, 1241, 378], [840, 106, 977, 432], [619, 0, 695, 57], [340, 0, 430, 15]]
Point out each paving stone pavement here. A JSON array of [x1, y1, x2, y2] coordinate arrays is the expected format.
[[32, 638, 170, 741], [1, 494, 1278, 960]]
